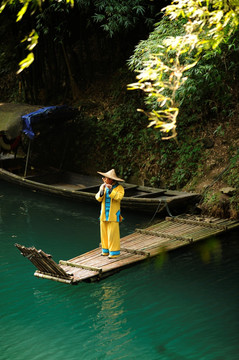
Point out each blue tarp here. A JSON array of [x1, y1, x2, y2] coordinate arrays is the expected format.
[[1, 104, 77, 141], [22, 106, 62, 140]]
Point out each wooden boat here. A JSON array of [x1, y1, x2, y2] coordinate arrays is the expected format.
[[0, 156, 200, 214], [0, 103, 201, 215]]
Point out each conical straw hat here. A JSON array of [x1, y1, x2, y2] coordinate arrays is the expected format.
[[97, 169, 124, 182]]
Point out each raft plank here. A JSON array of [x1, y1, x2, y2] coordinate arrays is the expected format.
[[124, 234, 176, 250], [135, 228, 193, 243], [34, 271, 73, 284], [166, 216, 228, 230], [70, 252, 101, 265], [59, 260, 102, 273], [121, 247, 150, 256], [102, 254, 148, 272], [69, 248, 100, 262]]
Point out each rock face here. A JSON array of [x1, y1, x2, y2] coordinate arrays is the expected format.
[[220, 187, 237, 196]]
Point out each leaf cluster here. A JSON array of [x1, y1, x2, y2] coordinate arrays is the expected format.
[[0, 0, 159, 73], [169, 138, 203, 188], [128, 0, 239, 139], [0, 0, 74, 72], [92, 0, 156, 37]]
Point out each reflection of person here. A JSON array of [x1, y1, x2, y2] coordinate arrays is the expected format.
[[95, 169, 124, 259]]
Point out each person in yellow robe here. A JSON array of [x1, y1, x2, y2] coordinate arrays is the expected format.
[[95, 169, 124, 259]]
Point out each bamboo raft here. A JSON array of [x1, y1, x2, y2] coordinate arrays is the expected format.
[[15, 214, 239, 285]]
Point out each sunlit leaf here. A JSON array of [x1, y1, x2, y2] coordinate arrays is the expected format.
[[17, 53, 34, 74], [17, 0, 30, 22]]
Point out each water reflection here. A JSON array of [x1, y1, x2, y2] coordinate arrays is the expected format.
[[90, 281, 132, 359], [30, 280, 133, 360], [196, 237, 222, 263]]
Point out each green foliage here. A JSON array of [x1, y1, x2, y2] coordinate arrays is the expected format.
[[0, 13, 20, 100], [169, 138, 203, 188], [0, 0, 74, 73], [225, 152, 239, 188], [128, 17, 192, 139], [17, 29, 39, 74], [128, 17, 186, 71], [66, 69, 206, 189], [129, 10, 239, 140], [128, 0, 239, 139], [0, 0, 158, 73], [85, 100, 149, 180], [92, 0, 156, 37], [177, 29, 239, 128], [35, 1, 72, 42]]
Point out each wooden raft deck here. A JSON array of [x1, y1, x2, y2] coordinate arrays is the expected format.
[[15, 214, 239, 285]]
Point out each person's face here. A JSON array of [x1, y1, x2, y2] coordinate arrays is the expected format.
[[103, 177, 113, 185]]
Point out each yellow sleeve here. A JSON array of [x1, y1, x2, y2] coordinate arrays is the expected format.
[[95, 190, 104, 202], [109, 185, 124, 202]]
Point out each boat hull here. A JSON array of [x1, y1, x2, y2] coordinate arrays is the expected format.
[[0, 166, 200, 215]]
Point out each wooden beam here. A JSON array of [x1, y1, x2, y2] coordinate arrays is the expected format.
[[121, 247, 150, 257], [34, 271, 73, 284], [165, 217, 228, 230], [59, 260, 102, 273], [135, 228, 193, 243]]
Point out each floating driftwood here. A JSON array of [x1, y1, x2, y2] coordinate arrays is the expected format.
[[15, 214, 239, 285]]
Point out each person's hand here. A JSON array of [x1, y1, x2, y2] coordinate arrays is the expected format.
[[105, 184, 112, 189], [100, 183, 105, 192]]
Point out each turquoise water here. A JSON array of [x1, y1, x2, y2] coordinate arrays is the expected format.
[[0, 181, 239, 360]]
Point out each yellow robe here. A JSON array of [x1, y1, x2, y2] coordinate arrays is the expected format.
[[95, 184, 124, 256]]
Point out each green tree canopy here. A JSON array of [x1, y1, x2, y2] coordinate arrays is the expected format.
[[0, 0, 160, 72], [0, 0, 161, 102]]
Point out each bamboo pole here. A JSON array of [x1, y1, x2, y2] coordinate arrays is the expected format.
[[59, 260, 102, 273], [166, 217, 228, 230], [23, 140, 31, 178], [15, 244, 71, 279], [38, 250, 72, 278], [135, 228, 193, 243], [24, 247, 57, 275], [121, 247, 150, 257], [34, 271, 73, 284]]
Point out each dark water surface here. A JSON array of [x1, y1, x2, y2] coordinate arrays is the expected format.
[[0, 181, 238, 360]]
